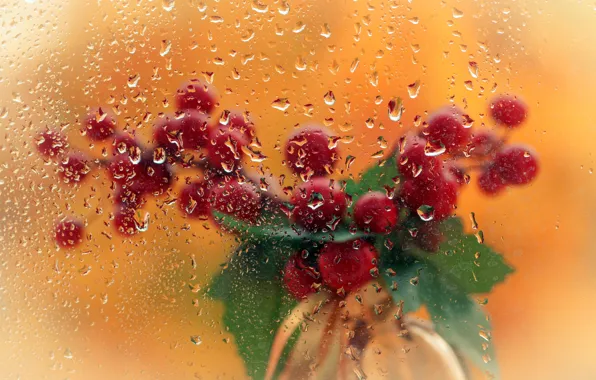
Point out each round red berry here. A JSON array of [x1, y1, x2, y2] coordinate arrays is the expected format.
[[130, 159, 172, 195], [211, 179, 261, 223], [397, 134, 441, 181], [112, 132, 140, 156], [178, 181, 212, 219], [59, 154, 91, 184], [443, 162, 468, 187], [493, 145, 539, 185], [207, 127, 245, 173], [318, 240, 378, 293], [399, 178, 457, 221], [490, 95, 528, 128], [353, 192, 398, 234], [285, 126, 339, 178], [291, 177, 347, 232], [84, 108, 116, 141], [153, 115, 183, 157], [114, 207, 138, 236], [175, 79, 218, 114], [107, 155, 139, 184], [54, 218, 84, 248], [35, 130, 68, 158], [220, 111, 255, 145], [477, 165, 506, 196], [283, 254, 319, 299], [115, 186, 145, 209], [469, 130, 500, 157], [425, 111, 470, 154]]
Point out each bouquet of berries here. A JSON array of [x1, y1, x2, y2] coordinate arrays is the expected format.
[[36, 79, 537, 379]]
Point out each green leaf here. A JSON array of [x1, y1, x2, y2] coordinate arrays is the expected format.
[[381, 260, 424, 315], [208, 244, 297, 379], [418, 264, 500, 377], [213, 211, 368, 245], [408, 217, 514, 294], [345, 154, 400, 199]]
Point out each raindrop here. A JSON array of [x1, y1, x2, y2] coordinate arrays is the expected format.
[[160, 40, 172, 57], [251, 0, 268, 13], [468, 61, 479, 78], [387, 97, 404, 122], [190, 335, 203, 345], [323, 91, 336, 105], [162, 0, 175, 11], [407, 80, 421, 98], [271, 98, 290, 111], [416, 205, 435, 221]]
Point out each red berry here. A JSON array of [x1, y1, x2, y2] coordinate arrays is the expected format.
[[211, 179, 261, 223], [493, 145, 539, 185], [318, 240, 379, 293], [114, 207, 140, 236], [220, 111, 255, 144], [490, 95, 528, 128], [175, 79, 218, 114], [84, 108, 116, 141], [443, 162, 468, 187], [469, 130, 500, 157], [107, 155, 139, 184], [291, 177, 347, 232], [399, 178, 457, 221], [180, 110, 211, 150], [396, 134, 442, 181], [54, 218, 84, 248], [285, 126, 339, 178], [112, 133, 140, 156], [414, 221, 444, 252], [153, 115, 183, 157], [115, 186, 145, 209], [130, 159, 172, 195], [283, 254, 319, 299], [35, 130, 68, 158], [59, 154, 91, 184], [353, 192, 398, 234], [207, 127, 245, 173], [425, 111, 470, 154], [178, 181, 212, 219], [477, 165, 506, 196]]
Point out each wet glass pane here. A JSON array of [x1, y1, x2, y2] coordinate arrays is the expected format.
[[1, 1, 594, 379]]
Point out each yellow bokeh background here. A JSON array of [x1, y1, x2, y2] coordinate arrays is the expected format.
[[1, 0, 595, 379]]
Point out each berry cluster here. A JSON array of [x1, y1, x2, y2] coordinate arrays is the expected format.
[[35, 85, 538, 300], [281, 95, 538, 299]]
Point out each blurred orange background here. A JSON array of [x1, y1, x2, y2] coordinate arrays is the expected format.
[[1, 0, 595, 379]]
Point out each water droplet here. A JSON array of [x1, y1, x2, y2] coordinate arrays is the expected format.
[[416, 205, 435, 221], [307, 192, 324, 210], [350, 58, 360, 73], [293, 21, 306, 33], [160, 40, 172, 56], [388, 97, 404, 122], [162, 0, 175, 11], [127, 74, 140, 88], [407, 80, 421, 98], [323, 91, 336, 106], [321, 23, 332, 38], [468, 61, 479, 78], [424, 140, 446, 157], [190, 335, 202, 345], [452, 7, 464, 18], [271, 98, 290, 111], [251, 0, 268, 13], [63, 348, 73, 359]]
